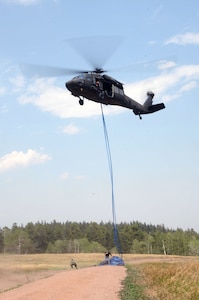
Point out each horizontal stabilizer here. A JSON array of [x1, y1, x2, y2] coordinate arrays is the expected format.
[[148, 103, 165, 113]]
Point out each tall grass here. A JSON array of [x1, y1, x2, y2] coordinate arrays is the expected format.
[[140, 261, 199, 300], [120, 256, 199, 299], [0, 253, 104, 272]]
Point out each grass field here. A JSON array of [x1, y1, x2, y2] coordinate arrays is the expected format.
[[0, 253, 104, 293], [1, 253, 199, 299], [140, 261, 199, 299], [0, 253, 102, 272], [121, 255, 199, 300]]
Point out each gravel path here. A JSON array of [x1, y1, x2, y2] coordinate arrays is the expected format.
[[0, 266, 126, 300]]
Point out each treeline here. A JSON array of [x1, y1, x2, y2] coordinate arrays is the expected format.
[[0, 221, 199, 256]]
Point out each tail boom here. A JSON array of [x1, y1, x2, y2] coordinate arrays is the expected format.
[[133, 92, 165, 119]]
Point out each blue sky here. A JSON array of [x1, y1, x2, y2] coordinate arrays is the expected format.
[[0, 0, 199, 231]]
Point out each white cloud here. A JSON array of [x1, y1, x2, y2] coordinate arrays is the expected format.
[[16, 63, 199, 117], [74, 175, 85, 180], [179, 81, 197, 93], [157, 60, 177, 70], [59, 172, 69, 180], [0, 86, 6, 97], [165, 32, 199, 45], [9, 75, 25, 93], [0, 105, 8, 114], [62, 124, 81, 135], [59, 172, 85, 181], [125, 65, 199, 103], [18, 78, 123, 118], [0, 149, 51, 173], [148, 40, 158, 46], [150, 5, 163, 20], [1, 0, 41, 5]]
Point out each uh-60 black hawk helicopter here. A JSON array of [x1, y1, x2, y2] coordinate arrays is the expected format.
[[65, 67, 165, 119], [22, 37, 165, 119]]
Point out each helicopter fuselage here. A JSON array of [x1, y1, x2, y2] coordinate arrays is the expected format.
[[65, 72, 165, 119]]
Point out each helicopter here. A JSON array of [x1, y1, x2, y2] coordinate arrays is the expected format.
[[65, 67, 165, 119], [21, 37, 165, 119]]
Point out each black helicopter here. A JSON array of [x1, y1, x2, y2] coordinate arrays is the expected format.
[[21, 37, 165, 119], [65, 68, 165, 119]]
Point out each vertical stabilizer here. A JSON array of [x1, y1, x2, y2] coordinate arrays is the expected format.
[[143, 91, 155, 107]]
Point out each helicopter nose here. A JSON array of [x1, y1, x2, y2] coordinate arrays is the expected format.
[[66, 78, 84, 93], [65, 80, 73, 92]]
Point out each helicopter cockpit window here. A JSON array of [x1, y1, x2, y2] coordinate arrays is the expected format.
[[76, 74, 86, 79], [114, 86, 124, 95]]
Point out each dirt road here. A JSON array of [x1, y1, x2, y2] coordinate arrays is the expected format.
[[0, 266, 126, 300]]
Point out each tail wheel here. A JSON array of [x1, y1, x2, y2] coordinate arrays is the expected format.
[[79, 98, 84, 105]]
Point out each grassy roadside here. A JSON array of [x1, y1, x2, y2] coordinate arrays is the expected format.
[[120, 260, 199, 300], [120, 264, 149, 300]]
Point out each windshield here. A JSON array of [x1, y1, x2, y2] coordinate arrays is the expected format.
[[76, 74, 86, 79]]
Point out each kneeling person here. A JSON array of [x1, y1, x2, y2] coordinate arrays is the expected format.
[[70, 259, 78, 269]]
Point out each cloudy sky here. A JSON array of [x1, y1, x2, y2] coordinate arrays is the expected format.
[[0, 0, 199, 231]]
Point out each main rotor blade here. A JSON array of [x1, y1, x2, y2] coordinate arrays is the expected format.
[[20, 36, 124, 78], [67, 36, 124, 70], [20, 64, 87, 78], [109, 57, 177, 75]]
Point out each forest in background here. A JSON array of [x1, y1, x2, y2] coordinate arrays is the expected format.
[[0, 221, 199, 256]]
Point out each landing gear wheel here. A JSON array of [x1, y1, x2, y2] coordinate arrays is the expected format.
[[79, 99, 84, 105]]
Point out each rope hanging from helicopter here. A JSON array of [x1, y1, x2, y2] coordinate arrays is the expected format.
[[100, 104, 122, 254]]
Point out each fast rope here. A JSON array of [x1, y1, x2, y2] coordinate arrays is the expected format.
[[100, 104, 122, 254]]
